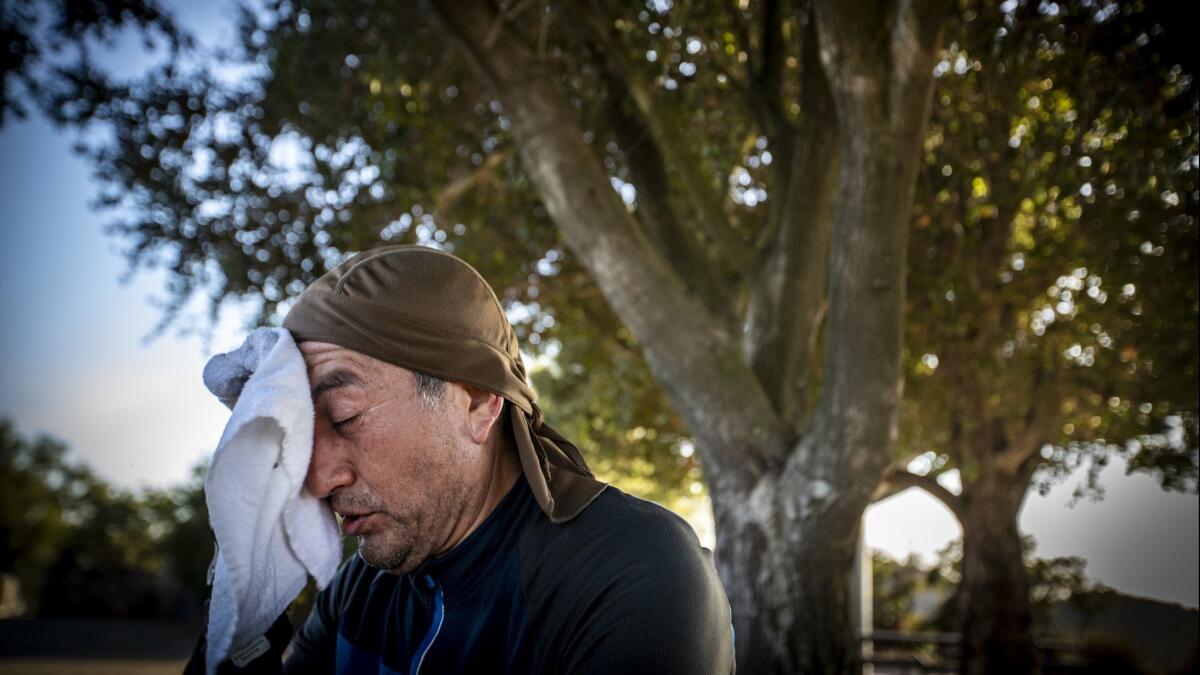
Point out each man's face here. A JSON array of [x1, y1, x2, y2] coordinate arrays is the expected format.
[[299, 341, 478, 574]]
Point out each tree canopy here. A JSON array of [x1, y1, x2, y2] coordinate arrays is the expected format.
[[6, 0, 1191, 502], [898, 0, 1198, 501]]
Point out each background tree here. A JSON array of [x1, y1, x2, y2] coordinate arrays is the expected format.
[[870, 540, 1199, 674], [0, 420, 211, 618], [156, 463, 217, 607], [0, 420, 74, 615], [873, 2, 1197, 672]]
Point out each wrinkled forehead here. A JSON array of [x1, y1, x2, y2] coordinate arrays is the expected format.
[[299, 341, 368, 372], [300, 341, 396, 400]]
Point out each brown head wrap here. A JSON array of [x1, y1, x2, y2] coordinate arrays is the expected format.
[[282, 244, 606, 523]]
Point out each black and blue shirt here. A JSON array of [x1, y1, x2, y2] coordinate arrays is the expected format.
[[279, 474, 736, 674]]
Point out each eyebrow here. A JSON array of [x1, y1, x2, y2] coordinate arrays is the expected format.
[[311, 369, 364, 402]]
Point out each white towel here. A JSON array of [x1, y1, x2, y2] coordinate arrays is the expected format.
[[201, 327, 341, 674]]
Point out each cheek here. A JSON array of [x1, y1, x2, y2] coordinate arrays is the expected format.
[[350, 425, 432, 495], [371, 436, 464, 509]]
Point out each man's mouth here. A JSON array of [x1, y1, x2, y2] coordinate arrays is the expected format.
[[339, 512, 376, 535]]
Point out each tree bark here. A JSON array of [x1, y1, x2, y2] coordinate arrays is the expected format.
[[711, 466, 866, 674], [958, 470, 1040, 675], [745, 14, 838, 428]]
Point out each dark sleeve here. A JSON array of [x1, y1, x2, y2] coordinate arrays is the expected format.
[[283, 555, 362, 674], [538, 500, 736, 675]]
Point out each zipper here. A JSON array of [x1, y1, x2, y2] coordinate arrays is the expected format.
[[411, 574, 445, 675]]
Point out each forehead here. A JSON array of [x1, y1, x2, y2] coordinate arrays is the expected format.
[[299, 341, 399, 397], [299, 341, 372, 371]]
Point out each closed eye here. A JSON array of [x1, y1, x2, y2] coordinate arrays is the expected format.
[[333, 414, 361, 431]]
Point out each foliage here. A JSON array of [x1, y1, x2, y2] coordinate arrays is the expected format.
[[0, 0, 190, 125], [0, 419, 211, 617], [872, 537, 1112, 634], [156, 463, 217, 604], [901, 0, 1198, 496], [872, 551, 947, 632], [5, 0, 1192, 506], [0, 419, 75, 612]]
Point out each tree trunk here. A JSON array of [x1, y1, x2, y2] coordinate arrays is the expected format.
[[958, 473, 1039, 675], [712, 472, 865, 674], [431, 3, 948, 673]]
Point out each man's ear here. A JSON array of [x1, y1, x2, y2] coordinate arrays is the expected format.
[[462, 384, 504, 444]]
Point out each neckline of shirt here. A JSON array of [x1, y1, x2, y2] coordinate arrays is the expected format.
[[408, 473, 536, 595]]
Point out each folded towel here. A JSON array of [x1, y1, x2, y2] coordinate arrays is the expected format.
[[201, 327, 341, 675]]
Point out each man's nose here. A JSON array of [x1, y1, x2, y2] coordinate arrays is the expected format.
[[306, 421, 354, 499]]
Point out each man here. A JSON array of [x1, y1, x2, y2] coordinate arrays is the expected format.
[[191, 245, 736, 674]]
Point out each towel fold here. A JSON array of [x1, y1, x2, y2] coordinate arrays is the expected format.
[[201, 327, 341, 675]]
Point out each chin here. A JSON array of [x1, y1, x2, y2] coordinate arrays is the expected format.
[[358, 536, 419, 574]]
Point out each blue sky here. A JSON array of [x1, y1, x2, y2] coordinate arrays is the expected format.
[[0, 111, 241, 488], [0, 0, 1195, 609]]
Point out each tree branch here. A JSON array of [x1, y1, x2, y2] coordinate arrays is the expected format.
[[873, 468, 965, 523], [430, 0, 791, 489], [570, 1, 752, 276], [606, 87, 739, 325], [997, 369, 1063, 475], [814, 0, 950, 121], [562, 20, 738, 326], [756, 0, 785, 99], [433, 150, 511, 232], [791, 0, 950, 490], [889, 0, 955, 114], [744, 15, 838, 429], [750, 0, 791, 139], [719, 0, 791, 140]]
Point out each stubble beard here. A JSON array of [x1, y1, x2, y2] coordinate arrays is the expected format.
[[356, 518, 417, 572], [331, 491, 418, 572], [353, 466, 471, 574]]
